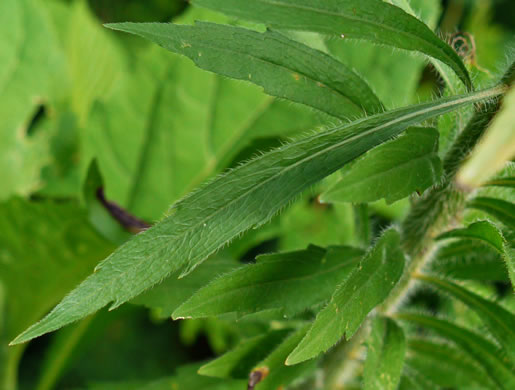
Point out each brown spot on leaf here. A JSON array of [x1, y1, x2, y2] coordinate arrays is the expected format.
[[248, 367, 270, 390]]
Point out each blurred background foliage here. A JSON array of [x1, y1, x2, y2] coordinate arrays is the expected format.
[[0, 0, 513, 389]]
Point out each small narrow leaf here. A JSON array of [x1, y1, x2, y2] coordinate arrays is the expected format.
[[286, 229, 405, 365], [417, 274, 515, 361], [484, 177, 515, 188], [173, 245, 364, 319], [252, 325, 317, 390], [321, 127, 442, 204], [406, 338, 497, 389], [11, 86, 504, 346], [437, 220, 505, 253], [193, 0, 472, 89], [364, 317, 406, 390], [106, 21, 383, 119], [467, 197, 515, 230], [396, 313, 515, 389], [198, 330, 291, 379], [431, 239, 508, 282]]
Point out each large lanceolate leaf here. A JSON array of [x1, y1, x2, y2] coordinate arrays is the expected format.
[[417, 274, 515, 361], [321, 127, 442, 204], [397, 313, 515, 389], [193, 0, 471, 89], [11, 86, 505, 346], [173, 245, 364, 319], [106, 21, 383, 119], [364, 317, 406, 390], [91, 7, 322, 221], [286, 229, 405, 365]]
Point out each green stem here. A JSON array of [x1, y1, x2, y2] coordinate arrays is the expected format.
[[1, 345, 24, 390]]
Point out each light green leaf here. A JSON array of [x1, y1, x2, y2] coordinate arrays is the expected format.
[[106, 21, 383, 119], [321, 127, 442, 204], [417, 274, 515, 361], [11, 86, 504, 346], [132, 254, 240, 318], [364, 317, 406, 390], [198, 330, 291, 379], [173, 245, 364, 319], [0, 198, 113, 386], [467, 197, 515, 230], [286, 229, 405, 365], [0, 0, 65, 199], [406, 338, 496, 389], [396, 313, 515, 389], [193, 0, 471, 89]]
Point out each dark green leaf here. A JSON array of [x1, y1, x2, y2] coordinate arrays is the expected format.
[[484, 177, 515, 188], [12, 86, 504, 345], [253, 325, 317, 390], [467, 197, 515, 230], [396, 313, 515, 389], [431, 239, 508, 282], [193, 0, 472, 89], [406, 338, 497, 389], [198, 330, 291, 379], [321, 127, 442, 204], [286, 229, 405, 365], [106, 21, 383, 119], [417, 274, 515, 361], [173, 245, 364, 319], [364, 317, 406, 390]]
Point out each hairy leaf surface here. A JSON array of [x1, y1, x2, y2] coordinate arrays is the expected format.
[[321, 127, 442, 204], [417, 274, 515, 361], [397, 313, 515, 389], [193, 0, 471, 89], [364, 317, 406, 390], [467, 197, 515, 230], [173, 245, 364, 319], [11, 86, 504, 345], [286, 229, 405, 365], [106, 21, 383, 119]]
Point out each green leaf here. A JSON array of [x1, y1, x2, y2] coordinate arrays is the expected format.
[[416, 274, 515, 362], [11, 86, 504, 346], [396, 313, 515, 389], [173, 245, 364, 319], [406, 338, 497, 389], [286, 229, 405, 365], [436, 220, 514, 286], [252, 325, 317, 390], [0, 0, 65, 199], [364, 317, 406, 390], [192, 0, 472, 89], [437, 220, 505, 252], [106, 21, 384, 119], [321, 127, 442, 204], [132, 254, 240, 318], [198, 330, 291, 379], [484, 177, 515, 188], [89, 8, 322, 221], [0, 198, 113, 386], [431, 239, 508, 282], [398, 365, 437, 390], [467, 197, 515, 230]]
